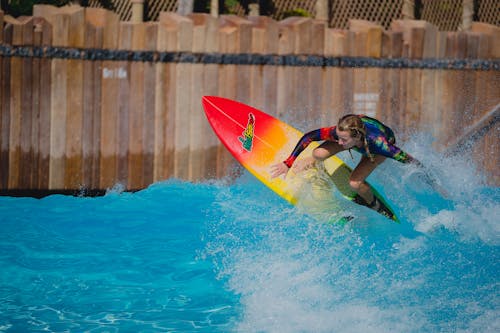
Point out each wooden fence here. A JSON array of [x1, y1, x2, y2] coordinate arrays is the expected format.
[[0, 5, 499, 193]]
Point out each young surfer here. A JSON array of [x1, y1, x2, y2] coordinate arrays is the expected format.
[[270, 114, 425, 215]]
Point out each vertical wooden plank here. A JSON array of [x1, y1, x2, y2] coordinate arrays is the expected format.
[[159, 13, 194, 180], [471, 22, 500, 58], [290, 17, 312, 122], [217, 23, 238, 178], [176, 16, 194, 180], [379, 31, 392, 125], [323, 29, 348, 124], [36, 19, 52, 190], [277, 18, 296, 120], [0, 13, 4, 189], [189, 13, 219, 180], [442, 32, 460, 144], [31, 20, 42, 189], [6, 17, 25, 189], [62, 7, 85, 190], [350, 29, 368, 119], [99, 12, 120, 189], [118, 23, 134, 188], [91, 29, 103, 189], [432, 31, 448, 145], [249, 22, 265, 110], [0, 24, 12, 189], [19, 18, 34, 189], [142, 23, 157, 186], [218, 15, 253, 179], [389, 31, 403, 131], [470, 24, 499, 179], [82, 22, 96, 190], [405, 27, 425, 131], [116, 24, 132, 187], [309, 21, 325, 125], [33, 7, 72, 190], [224, 16, 252, 103], [48, 12, 69, 189], [189, 17, 208, 181], [349, 20, 382, 130], [154, 18, 170, 182], [419, 23, 438, 136], [85, 8, 119, 190], [248, 16, 280, 117]]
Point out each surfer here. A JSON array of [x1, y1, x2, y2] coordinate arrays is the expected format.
[[270, 114, 428, 214]]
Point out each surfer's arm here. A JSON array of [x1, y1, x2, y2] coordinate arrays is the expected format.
[[377, 141, 449, 197], [270, 127, 335, 179], [371, 137, 413, 164], [283, 128, 335, 168]]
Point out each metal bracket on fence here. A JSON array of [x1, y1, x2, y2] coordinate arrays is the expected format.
[[0, 44, 498, 70], [444, 103, 500, 155]]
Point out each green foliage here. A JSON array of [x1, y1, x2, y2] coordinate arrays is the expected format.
[[282, 8, 311, 19], [223, 0, 240, 15]]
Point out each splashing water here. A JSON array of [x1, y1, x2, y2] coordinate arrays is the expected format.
[[0, 136, 498, 332]]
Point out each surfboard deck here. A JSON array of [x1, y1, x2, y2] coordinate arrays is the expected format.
[[202, 96, 398, 222]]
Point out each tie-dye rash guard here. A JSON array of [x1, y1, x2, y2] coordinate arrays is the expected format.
[[283, 116, 412, 168]]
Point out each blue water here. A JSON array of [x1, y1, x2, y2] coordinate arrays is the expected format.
[[0, 142, 499, 332]]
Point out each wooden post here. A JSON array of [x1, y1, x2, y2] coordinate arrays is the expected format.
[[31, 18, 51, 190], [155, 15, 173, 181], [188, 13, 220, 179], [323, 28, 348, 124], [62, 6, 85, 190], [131, 0, 144, 23], [249, 3, 259, 17], [142, 23, 157, 187], [210, 0, 218, 17], [278, 17, 313, 124], [248, 16, 279, 115], [4, 16, 34, 189], [98, 11, 121, 189], [217, 15, 252, 177], [381, 31, 404, 129], [461, 0, 473, 31], [177, 0, 194, 15], [85, 8, 119, 190], [0, 13, 7, 189], [276, 17, 296, 120], [315, 0, 328, 21], [349, 20, 383, 126], [402, 0, 415, 20], [159, 13, 194, 180]]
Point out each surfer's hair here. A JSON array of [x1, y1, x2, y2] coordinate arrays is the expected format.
[[337, 114, 374, 162]]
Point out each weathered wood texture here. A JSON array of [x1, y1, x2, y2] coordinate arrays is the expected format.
[[0, 6, 499, 190]]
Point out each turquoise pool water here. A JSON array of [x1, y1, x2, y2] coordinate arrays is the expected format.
[[0, 145, 498, 332]]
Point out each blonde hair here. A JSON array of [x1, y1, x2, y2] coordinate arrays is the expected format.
[[337, 114, 374, 162]]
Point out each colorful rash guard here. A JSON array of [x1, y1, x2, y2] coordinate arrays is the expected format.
[[283, 116, 412, 168]]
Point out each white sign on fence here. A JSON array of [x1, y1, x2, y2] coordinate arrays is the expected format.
[[102, 67, 128, 79], [354, 93, 379, 117]]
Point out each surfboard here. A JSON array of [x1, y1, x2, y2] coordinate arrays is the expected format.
[[202, 96, 398, 222]]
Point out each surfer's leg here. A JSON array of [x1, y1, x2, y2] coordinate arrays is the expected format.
[[312, 141, 345, 161], [349, 155, 386, 204], [292, 141, 345, 173]]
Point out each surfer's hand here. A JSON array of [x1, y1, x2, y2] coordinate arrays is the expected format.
[[270, 162, 289, 178], [409, 158, 449, 198]]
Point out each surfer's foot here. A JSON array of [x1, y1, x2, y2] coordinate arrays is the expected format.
[[369, 197, 394, 219]]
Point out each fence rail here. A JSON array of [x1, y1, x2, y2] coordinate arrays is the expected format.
[[0, 5, 499, 193]]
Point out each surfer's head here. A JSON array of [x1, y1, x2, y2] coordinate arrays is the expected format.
[[337, 114, 374, 162], [337, 115, 366, 141]]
